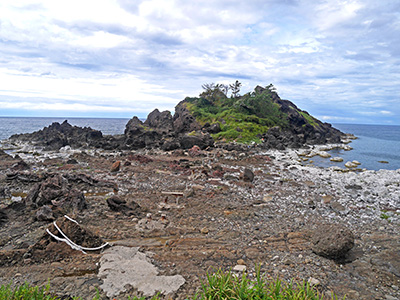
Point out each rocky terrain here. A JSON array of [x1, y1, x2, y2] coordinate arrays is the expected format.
[[0, 139, 399, 299], [1, 87, 398, 299]]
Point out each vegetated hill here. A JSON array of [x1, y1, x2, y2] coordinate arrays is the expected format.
[[9, 84, 343, 151], [181, 84, 343, 148]]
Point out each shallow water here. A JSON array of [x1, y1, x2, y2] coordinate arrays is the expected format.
[[310, 123, 400, 171]]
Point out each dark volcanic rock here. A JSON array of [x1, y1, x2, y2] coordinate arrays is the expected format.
[[173, 101, 202, 134], [124, 117, 162, 149], [106, 196, 143, 216], [26, 174, 87, 213], [9, 120, 104, 150], [257, 87, 343, 149], [35, 205, 55, 221], [243, 168, 255, 182], [179, 133, 214, 150], [144, 109, 174, 134], [29, 216, 107, 262], [311, 223, 355, 259], [0, 209, 7, 225]]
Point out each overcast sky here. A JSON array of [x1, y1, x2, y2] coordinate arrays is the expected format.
[[0, 0, 399, 124]]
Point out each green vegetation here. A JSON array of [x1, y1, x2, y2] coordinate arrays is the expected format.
[[193, 268, 344, 300], [1, 268, 343, 300], [186, 83, 289, 143], [299, 111, 318, 128], [0, 282, 58, 300]]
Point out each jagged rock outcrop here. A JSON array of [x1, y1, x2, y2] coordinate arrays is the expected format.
[[8, 85, 344, 151], [123, 108, 213, 150], [257, 86, 342, 149], [10, 120, 104, 150]]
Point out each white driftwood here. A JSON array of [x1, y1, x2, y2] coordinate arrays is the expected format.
[[47, 215, 109, 254], [161, 191, 184, 196], [64, 215, 79, 224]]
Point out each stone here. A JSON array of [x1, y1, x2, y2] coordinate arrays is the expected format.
[[307, 277, 320, 286], [26, 174, 87, 212], [345, 184, 362, 190], [110, 161, 121, 173], [330, 157, 343, 162], [243, 168, 254, 182], [233, 265, 247, 272], [107, 196, 143, 216], [330, 201, 346, 212], [35, 205, 55, 221], [344, 161, 357, 168], [317, 151, 331, 158], [200, 227, 209, 234], [237, 259, 246, 265], [188, 145, 201, 157], [11, 160, 30, 171], [311, 223, 354, 259]]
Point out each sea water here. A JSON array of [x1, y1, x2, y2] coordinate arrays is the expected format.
[[0, 117, 399, 171], [311, 123, 400, 171]]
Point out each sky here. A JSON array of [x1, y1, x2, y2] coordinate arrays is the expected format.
[[0, 0, 399, 125]]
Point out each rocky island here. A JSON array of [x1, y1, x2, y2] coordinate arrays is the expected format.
[[0, 84, 399, 299]]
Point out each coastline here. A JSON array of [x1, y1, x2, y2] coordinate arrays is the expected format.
[[0, 140, 399, 299]]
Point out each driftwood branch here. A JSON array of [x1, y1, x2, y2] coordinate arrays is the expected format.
[[47, 215, 109, 254]]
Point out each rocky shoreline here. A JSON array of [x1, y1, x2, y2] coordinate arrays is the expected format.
[[0, 134, 399, 299]]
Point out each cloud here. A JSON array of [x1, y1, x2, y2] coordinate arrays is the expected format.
[[0, 0, 398, 124]]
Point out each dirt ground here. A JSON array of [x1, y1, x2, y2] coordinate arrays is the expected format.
[[0, 147, 399, 299]]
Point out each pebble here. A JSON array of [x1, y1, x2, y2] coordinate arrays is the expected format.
[[237, 259, 246, 265], [307, 277, 320, 286], [200, 227, 209, 234], [233, 265, 247, 272]]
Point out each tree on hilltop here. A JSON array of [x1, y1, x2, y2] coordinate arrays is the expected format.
[[200, 83, 227, 101], [230, 80, 242, 98]]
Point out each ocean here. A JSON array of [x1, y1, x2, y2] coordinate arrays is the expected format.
[[0, 117, 399, 171], [311, 123, 400, 171]]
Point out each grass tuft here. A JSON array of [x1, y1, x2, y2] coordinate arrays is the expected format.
[[0, 268, 345, 299]]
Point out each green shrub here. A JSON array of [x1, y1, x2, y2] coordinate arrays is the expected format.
[[185, 87, 289, 144]]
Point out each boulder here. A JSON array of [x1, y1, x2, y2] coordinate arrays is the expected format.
[[26, 174, 87, 213], [110, 161, 121, 173], [330, 157, 344, 162], [144, 109, 174, 134], [311, 223, 355, 259], [188, 145, 201, 157], [179, 133, 214, 149], [106, 196, 143, 216], [243, 168, 255, 182], [30, 216, 107, 262], [35, 205, 55, 221]]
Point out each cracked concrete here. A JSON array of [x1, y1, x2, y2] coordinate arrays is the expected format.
[[98, 246, 185, 298]]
